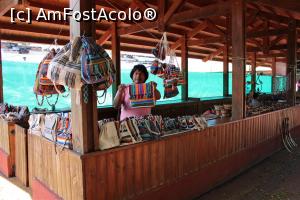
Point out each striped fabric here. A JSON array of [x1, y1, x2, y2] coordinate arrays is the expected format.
[[129, 82, 155, 108]]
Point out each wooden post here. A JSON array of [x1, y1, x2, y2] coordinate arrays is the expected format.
[[231, 0, 246, 120], [181, 34, 188, 101], [0, 40, 3, 103], [251, 52, 256, 94], [70, 0, 98, 153], [287, 20, 297, 105], [223, 44, 229, 97], [112, 22, 121, 97], [271, 57, 276, 93]]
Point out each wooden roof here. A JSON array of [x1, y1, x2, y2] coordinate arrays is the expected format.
[[1, 0, 300, 66]]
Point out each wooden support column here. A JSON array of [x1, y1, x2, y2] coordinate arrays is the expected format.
[[223, 14, 230, 97], [271, 57, 276, 93], [223, 44, 229, 97], [112, 22, 121, 97], [70, 0, 98, 153], [231, 0, 246, 120], [181, 34, 188, 101], [251, 52, 256, 94], [0, 40, 3, 103], [287, 20, 297, 105]]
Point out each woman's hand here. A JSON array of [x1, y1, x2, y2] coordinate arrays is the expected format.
[[151, 82, 161, 100], [113, 84, 126, 109], [118, 84, 127, 92]]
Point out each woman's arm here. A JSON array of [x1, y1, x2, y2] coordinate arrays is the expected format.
[[113, 84, 126, 109]]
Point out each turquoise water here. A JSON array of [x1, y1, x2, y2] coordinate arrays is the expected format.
[[2, 61, 279, 110]]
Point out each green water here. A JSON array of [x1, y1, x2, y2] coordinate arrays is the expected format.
[[2, 61, 278, 110]]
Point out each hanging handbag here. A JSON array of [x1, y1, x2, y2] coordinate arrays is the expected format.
[[48, 38, 82, 90], [81, 36, 116, 86], [34, 50, 66, 106]]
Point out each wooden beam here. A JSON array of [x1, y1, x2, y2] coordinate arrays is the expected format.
[[202, 46, 224, 62], [206, 19, 225, 36], [250, 0, 300, 14], [223, 44, 229, 97], [0, 40, 3, 103], [251, 52, 256, 94], [263, 20, 270, 54], [70, 0, 98, 154], [163, 0, 184, 24], [168, 1, 230, 25], [97, 27, 112, 45], [181, 34, 188, 101], [287, 20, 297, 105], [187, 37, 224, 46], [271, 57, 276, 93], [112, 22, 120, 99], [0, 0, 19, 16], [170, 21, 208, 49], [247, 28, 287, 38], [158, 0, 166, 32], [231, 0, 246, 120], [269, 35, 285, 48]]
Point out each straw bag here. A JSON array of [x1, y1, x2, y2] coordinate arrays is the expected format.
[[129, 82, 156, 108], [98, 120, 120, 150]]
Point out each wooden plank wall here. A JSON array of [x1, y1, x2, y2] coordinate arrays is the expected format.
[[0, 119, 15, 176], [0, 119, 15, 154], [82, 106, 300, 200], [15, 125, 28, 186], [28, 134, 84, 200]]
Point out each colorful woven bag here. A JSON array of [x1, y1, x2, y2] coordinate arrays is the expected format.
[[164, 85, 179, 99], [129, 82, 155, 108], [81, 36, 115, 87], [48, 38, 82, 90], [34, 50, 66, 106]]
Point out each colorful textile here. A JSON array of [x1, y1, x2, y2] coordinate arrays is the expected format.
[[119, 85, 151, 121], [81, 36, 115, 88], [164, 85, 179, 99], [129, 82, 155, 108]]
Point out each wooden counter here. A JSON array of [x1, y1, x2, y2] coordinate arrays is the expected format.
[[29, 106, 300, 200]]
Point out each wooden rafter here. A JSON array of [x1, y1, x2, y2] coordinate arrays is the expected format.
[[163, 0, 184, 24], [247, 28, 287, 38], [250, 0, 300, 14], [168, 1, 230, 24], [170, 21, 208, 49], [206, 19, 225, 36], [269, 35, 285, 48], [158, 0, 165, 31], [203, 46, 224, 62], [188, 37, 224, 46], [0, 0, 19, 16]]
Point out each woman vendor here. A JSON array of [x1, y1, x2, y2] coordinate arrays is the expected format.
[[113, 64, 161, 121]]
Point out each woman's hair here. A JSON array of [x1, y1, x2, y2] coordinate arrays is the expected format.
[[130, 64, 149, 82]]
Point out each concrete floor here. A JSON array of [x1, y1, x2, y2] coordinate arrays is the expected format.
[[198, 142, 300, 200], [0, 175, 31, 200]]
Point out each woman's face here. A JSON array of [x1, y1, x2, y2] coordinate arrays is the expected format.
[[132, 70, 146, 84]]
